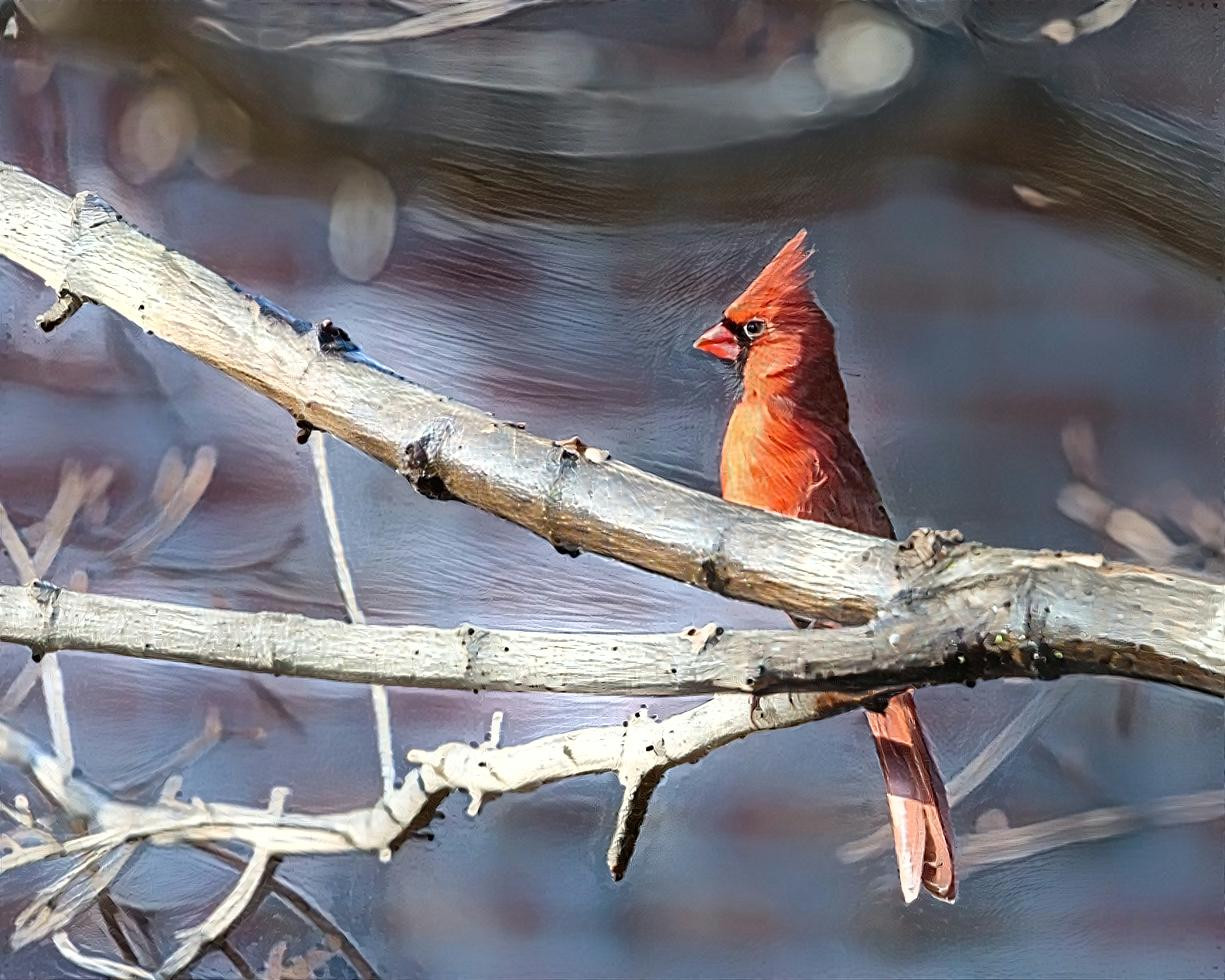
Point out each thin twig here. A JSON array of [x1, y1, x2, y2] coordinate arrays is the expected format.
[[158, 788, 288, 977], [217, 939, 258, 980], [97, 894, 159, 974], [109, 706, 223, 797], [0, 502, 37, 584], [310, 435, 395, 797], [196, 845, 379, 980], [0, 660, 42, 716], [40, 652, 73, 770], [53, 932, 154, 980]]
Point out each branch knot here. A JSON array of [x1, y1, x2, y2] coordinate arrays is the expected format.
[[897, 527, 965, 577], [400, 425, 456, 501]]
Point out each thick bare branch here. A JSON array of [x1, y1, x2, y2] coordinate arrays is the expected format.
[[1, 163, 1221, 694], [0, 581, 1220, 697]]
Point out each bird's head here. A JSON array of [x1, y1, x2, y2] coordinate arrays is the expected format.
[[693, 230, 837, 394]]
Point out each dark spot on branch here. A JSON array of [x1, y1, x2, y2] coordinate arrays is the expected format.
[[699, 555, 728, 593], [401, 433, 455, 501], [316, 318, 359, 354], [295, 419, 316, 444]]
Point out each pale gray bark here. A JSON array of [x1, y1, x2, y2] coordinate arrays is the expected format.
[[0, 579, 1221, 697]]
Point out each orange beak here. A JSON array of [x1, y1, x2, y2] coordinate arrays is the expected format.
[[693, 321, 740, 362]]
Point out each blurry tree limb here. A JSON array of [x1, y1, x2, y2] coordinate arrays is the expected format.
[[284, 0, 586, 47], [958, 789, 1224, 875], [1057, 417, 1224, 572], [17, 3, 1218, 270], [1, 163, 1222, 701], [366, 70, 1222, 274], [0, 580, 1221, 697]]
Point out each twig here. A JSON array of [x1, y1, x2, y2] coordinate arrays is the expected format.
[[0, 660, 42, 716], [53, 932, 154, 980], [97, 894, 159, 974], [0, 503, 37, 584], [108, 707, 223, 797], [157, 788, 288, 977], [40, 651, 73, 770], [267, 0, 583, 48], [195, 844, 379, 980], [0, 487, 77, 770], [946, 687, 1072, 806], [217, 939, 257, 980], [310, 435, 395, 798], [0, 690, 862, 878], [13, 843, 140, 950], [2, 688, 1220, 962], [35, 289, 84, 332]]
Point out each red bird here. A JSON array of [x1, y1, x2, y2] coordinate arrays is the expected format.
[[694, 230, 956, 903]]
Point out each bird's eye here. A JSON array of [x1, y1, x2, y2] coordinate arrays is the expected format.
[[743, 319, 767, 339]]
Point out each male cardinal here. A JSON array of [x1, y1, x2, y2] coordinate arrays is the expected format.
[[693, 230, 956, 903]]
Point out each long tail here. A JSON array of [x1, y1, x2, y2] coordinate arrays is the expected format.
[[864, 690, 957, 903]]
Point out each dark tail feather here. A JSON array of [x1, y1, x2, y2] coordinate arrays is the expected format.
[[865, 691, 957, 903]]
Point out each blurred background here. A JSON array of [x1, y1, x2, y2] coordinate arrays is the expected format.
[[1, 0, 1222, 976]]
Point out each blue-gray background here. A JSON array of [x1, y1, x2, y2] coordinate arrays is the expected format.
[[1, 1, 1221, 976]]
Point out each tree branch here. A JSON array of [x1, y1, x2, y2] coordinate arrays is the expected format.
[[0, 688, 862, 904], [0, 163, 1221, 697], [0, 580, 1220, 697], [309, 433, 397, 798]]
